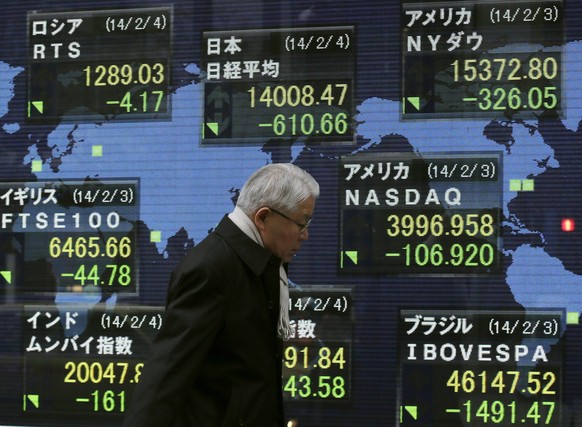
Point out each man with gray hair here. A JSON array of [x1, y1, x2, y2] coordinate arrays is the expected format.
[[123, 163, 319, 427]]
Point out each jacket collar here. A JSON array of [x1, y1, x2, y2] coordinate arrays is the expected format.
[[214, 215, 280, 276]]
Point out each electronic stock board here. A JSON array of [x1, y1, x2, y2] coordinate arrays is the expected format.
[[0, 0, 581, 426]]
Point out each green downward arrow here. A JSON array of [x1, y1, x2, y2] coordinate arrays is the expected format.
[[344, 251, 358, 265], [1, 271, 11, 284], [405, 405, 418, 420], [207, 122, 219, 136], [23, 394, 40, 410], [407, 97, 420, 110]]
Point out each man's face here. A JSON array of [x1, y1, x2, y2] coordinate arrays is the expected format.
[[257, 196, 315, 263]]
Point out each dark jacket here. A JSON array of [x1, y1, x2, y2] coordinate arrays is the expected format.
[[123, 216, 284, 427]]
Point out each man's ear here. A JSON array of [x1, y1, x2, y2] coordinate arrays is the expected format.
[[253, 207, 270, 231]]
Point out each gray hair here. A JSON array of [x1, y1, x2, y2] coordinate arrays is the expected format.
[[237, 163, 319, 215]]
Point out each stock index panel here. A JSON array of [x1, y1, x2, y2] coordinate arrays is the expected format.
[[1, 0, 582, 426], [401, 0, 563, 119], [27, 6, 172, 122], [201, 26, 355, 144]]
